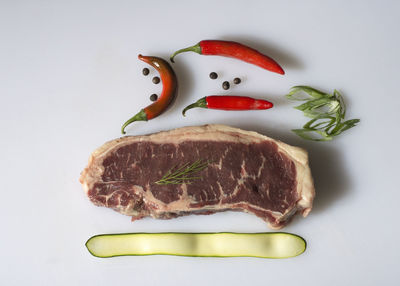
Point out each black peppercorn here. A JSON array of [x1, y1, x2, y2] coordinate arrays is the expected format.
[[152, 76, 160, 84], [209, 72, 218, 79], [149, 94, 158, 102], [222, 81, 230, 90], [142, 68, 150, 76], [233, 77, 241, 84]]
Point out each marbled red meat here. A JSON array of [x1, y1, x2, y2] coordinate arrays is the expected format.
[[80, 125, 315, 229]]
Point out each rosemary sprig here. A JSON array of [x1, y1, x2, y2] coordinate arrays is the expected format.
[[286, 86, 360, 141], [155, 159, 211, 185]]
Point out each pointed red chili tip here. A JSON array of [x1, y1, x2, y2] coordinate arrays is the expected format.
[[199, 40, 285, 75]]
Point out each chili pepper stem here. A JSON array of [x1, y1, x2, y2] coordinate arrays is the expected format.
[[170, 43, 202, 63], [121, 109, 148, 134], [182, 97, 207, 116]]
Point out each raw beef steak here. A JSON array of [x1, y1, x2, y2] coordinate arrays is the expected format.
[[80, 125, 315, 229]]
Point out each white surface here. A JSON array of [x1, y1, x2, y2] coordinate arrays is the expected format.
[[1, 0, 399, 285]]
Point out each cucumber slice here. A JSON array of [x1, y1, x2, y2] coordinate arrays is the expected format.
[[86, 232, 306, 259]]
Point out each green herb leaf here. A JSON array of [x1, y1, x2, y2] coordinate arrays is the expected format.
[[286, 86, 360, 141], [292, 128, 334, 141], [286, 86, 328, 101], [155, 159, 211, 185]]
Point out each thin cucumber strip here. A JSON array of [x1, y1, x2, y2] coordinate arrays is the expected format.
[[86, 232, 306, 259]]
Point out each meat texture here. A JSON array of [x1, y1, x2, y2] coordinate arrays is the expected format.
[[80, 125, 315, 229]]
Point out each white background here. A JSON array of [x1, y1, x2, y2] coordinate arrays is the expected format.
[[1, 0, 399, 285]]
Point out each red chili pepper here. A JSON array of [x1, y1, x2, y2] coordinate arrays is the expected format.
[[121, 55, 178, 134], [182, 96, 273, 116], [170, 40, 284, 75]]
